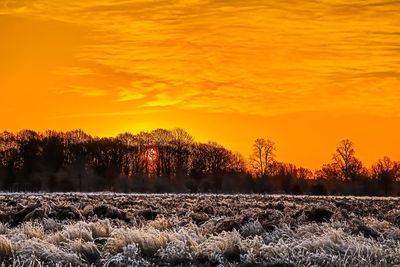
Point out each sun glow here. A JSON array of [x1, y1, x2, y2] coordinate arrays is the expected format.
[[144, 147, 159, 175], [145, 147, 159, 163]]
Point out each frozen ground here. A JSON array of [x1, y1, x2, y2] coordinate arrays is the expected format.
[[0, 193, 400, 266]]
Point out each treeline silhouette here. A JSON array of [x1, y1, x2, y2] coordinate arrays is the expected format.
[[0, 129, 399, 195]]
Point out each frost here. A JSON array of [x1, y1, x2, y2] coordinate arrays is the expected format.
[[0, 193, 400, 266], [104, 244, 152, 267], [239, 220, 264, 238]]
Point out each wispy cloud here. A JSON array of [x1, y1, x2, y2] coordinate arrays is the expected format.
[[58, 86, 109, 97], [1, 0, 400, 117], [47, 109, 164, 119], [114, 89, 145, 102]]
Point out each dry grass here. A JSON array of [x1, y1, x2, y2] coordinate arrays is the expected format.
[[89, 220, 112, 239], [0, 193, 400, 266], [15, 239, 81, 266], [70, 240, 101, 264], [0, 235, 13, 257], [105, 227, 171, 255], [23, 223, 45, 240]]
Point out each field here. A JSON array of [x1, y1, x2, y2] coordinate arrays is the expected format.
[[1, 194, 400, 266]]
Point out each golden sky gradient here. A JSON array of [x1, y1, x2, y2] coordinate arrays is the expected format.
[[1, 0, 399, 169]]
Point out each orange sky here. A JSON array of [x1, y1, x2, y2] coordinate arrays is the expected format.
[[1, 0, 399, 170]]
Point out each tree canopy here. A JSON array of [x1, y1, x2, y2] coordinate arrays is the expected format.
[[0, 130, 399, 195]]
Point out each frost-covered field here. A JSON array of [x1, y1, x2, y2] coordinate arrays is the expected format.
[[1, 194, 400, 266]]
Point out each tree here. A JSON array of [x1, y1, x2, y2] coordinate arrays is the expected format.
[[63, 130, 92, 191], [171, 128, 193, 179], [250, 139, 264, 176], [116, 132, 137, 176], [263, 140, 275, 175], [250, 138, 275, 176], [372, 157, 400, 196], [229, 153, 246, 173], [315, 163, 341, 181], [16, 130, 41, 189], [172, 128, 194, 145], [332, 139, 363, 181], [0, 131, 19, 189], [42, 131, 65, 172], [151, 129, 173, 145], [150, 129, 173, 177]]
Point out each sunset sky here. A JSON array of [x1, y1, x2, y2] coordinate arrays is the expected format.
[[1, 0, 399, 170]]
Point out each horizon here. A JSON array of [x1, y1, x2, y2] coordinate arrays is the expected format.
[[2, 125, 399, 172], [1, 0, 399, 170]]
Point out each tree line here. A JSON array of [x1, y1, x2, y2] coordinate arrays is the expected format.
[[249, 138, 400, 196], [0, 129, 399, 195]]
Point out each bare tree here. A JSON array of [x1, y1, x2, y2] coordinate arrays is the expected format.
[[332, 139, 362, 181], [264, 140, 276, 176], [171, 128, 193, 179], [250, 139, 265, 176], [229, 152, 246, 173], [372, 157, 400, 196], [250, 138, 275, 176], [172, 128, 194, 145], [151, 129, 173, 145]]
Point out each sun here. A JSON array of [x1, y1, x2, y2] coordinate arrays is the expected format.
[[145, 147, 159, 163]]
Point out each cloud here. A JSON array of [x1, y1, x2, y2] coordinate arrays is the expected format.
[[54, 67, 95, 76], [47, 109, 160, 119], [2, 0, 400, 118], [115, 89, 145, 102], [59, 86, 109, 97], [140, 93, 183, 108]]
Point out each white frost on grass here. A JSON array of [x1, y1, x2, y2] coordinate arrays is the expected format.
[[103, 244, 152, 267], [15, 239, 81, 266], [1, 194, 400, 266]]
